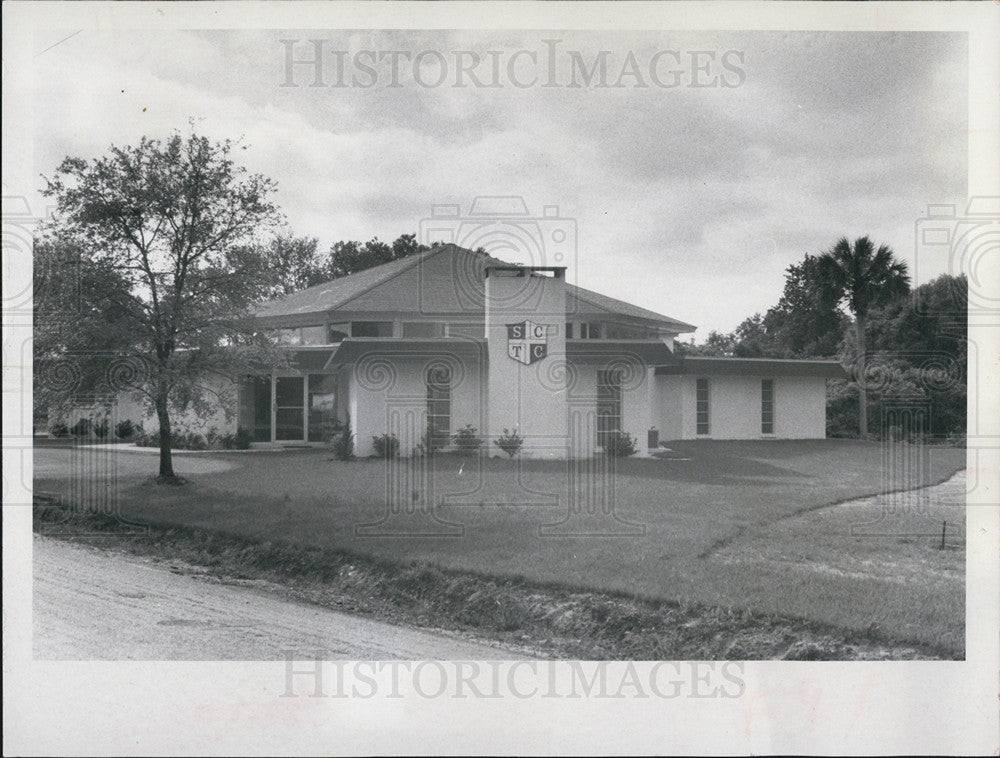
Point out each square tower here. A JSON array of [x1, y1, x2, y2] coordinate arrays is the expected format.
[[485, 266, 569, 458]]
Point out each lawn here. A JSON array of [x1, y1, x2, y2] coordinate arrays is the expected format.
[[34, 439, 966, 653]]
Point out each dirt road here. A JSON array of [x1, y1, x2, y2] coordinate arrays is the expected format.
[[33, 536, 519, 660]]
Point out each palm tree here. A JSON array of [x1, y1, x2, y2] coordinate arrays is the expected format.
[[819, 236, 911, 437]]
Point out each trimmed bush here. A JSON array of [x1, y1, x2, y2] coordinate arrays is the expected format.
[[494, 428, 524, 458], [71, 418, 92, 437], [603, 430, 638, 457], [372, 433, 400, 459], [453, 424, 483, 455], [49, 422, 70, 438], [331, 417, 355, 461], [235, 427, 253, 450], [134, 427, 216, 451], [93, 419, 110, 439], [115, 419, 136, 440]]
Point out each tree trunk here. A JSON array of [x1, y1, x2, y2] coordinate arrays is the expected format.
[[155, 390, 176, 480], [856, 313, 867, 437]]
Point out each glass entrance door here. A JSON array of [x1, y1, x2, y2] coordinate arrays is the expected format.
[[275, 376, 305, 441]]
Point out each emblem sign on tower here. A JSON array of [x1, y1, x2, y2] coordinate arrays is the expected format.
[[506, 320, 550, 365]]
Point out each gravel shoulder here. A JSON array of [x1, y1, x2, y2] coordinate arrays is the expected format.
[[32, 535, 525, 660]]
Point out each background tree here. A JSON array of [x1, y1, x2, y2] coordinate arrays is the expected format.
[[40, 129, 284, 482], [761, 254, 847, 357], [818, 236, 911, 436], [257, 234, 323, 296], [685, 253, 848, 359]]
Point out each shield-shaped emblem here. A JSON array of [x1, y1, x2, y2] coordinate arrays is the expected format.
[[506, 320, 549, 365]]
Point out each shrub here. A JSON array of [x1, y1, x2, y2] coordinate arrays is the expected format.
[[493, 428, 524, 458], [49, 422, 70, 438], [133, 427, 218, 451], [603, 430, 638, 457], [93, 418, 110, 439], [71, 418, 92, 437], [134, 428, 159, 448], [219, 427, 253, 450], [235, 426, 253, 450], [452, 424, 483, 455], [372, 433, 400, 459], [331, 416, 354, 460], [114, 419, 136, 440], [178, 431, 207, 450], [945, 430, 966, 448]]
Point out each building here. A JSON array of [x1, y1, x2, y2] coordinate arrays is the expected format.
[[103, 244, 844, 456]]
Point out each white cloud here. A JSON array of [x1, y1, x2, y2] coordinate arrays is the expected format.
[[31, 29, 967, 335]]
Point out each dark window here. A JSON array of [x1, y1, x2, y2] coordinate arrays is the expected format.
[[426, 364, 452, 447], [328, 322, 349, 342], [447, 323, 483, 339], [402, 321, 445, 338], [351, 321, 393, 337], [761, 378, 774, 434], [597, 369, 623, 448], [248, 376, 271, 443], [565, 322, 574, 339], [581, 322, 602, 339], [696, 378, 710, 435], [606, 323, 640, 339]]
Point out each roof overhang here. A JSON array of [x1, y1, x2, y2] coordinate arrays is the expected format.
[[566, 340, 680, 367], [323, 338, 488, 369], [656, 357, 846, 378], [286, 347, 341, 371]]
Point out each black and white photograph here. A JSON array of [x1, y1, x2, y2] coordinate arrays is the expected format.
[[3, 1, 999, 755]]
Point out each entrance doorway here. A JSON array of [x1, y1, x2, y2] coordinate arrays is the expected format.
[[275, 376, 304, 441], [239, 374, 340, 444]]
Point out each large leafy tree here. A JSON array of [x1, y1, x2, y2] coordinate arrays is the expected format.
[[762, 254, 847, 357], [818, 236, 911, 436], [40, 129, 284, 482], [686, 254, 848, 359]]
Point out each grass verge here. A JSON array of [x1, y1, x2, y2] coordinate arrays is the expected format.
[[35, 497, 959, 661]]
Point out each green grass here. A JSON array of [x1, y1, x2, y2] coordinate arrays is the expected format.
[[34, 439, 966, 654]]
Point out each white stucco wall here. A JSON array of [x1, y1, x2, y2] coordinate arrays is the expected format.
[[655, 374, 684, 441], [349, 354, 487, 457], [655, 374, 828, 440], [567, 362, 658, 456], [58, 375, 239, 439]]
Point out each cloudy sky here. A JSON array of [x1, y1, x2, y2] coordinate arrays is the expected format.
[[31, 29, 967, 335]]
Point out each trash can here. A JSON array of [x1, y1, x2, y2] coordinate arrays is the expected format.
[[647, 427, 659, 450]]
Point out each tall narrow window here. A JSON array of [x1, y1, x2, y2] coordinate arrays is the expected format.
[[696, 378, 710, 435], [426, 364, 452, 447], [597, 368, 623, 448], [761, 378, 774, 434]]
